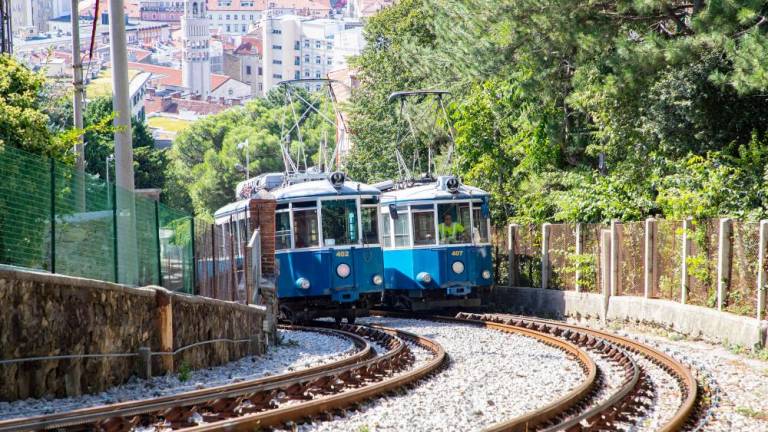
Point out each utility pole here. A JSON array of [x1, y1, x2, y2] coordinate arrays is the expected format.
[[109, 0, 138, 285], [71, 0, 85, 210], [0, 0, 12, 54]]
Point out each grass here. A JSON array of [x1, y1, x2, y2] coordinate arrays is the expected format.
[[177, 361, 192, 382], [735, 406, 768, 420], [147, 116, 193, 133], [87, 68, 141, 98]]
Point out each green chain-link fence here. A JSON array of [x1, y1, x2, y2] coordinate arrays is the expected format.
[[0, 145, 195, 293]]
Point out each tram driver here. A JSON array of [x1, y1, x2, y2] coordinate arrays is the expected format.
[[438, 213, 465, 244]]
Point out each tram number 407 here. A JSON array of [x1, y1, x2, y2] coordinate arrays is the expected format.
[[451, 251, 463, 256], [336, 251, 350, 257]]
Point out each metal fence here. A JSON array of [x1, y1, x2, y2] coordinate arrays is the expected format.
[[0, 145, 194, 292], [502, 218, 768, 319]]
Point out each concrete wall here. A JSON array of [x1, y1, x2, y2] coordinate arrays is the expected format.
[[485, 286, 768, 348], [0, 266, 268, 402]]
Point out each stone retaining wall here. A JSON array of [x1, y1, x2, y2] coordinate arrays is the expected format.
[[484, 286, 768, 348], [0, 266, 268, 402]]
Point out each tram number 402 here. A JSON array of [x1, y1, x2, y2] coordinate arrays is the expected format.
[[451, 251, 463, 256], [336, 251, 350, 257]]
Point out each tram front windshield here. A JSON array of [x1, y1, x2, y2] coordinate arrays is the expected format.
[[322, 199, 358, 246], [437, 203, 471, 244]]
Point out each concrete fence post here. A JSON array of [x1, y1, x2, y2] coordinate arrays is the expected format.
[[757, 220, 768, 321], [717, 218, 733, 311], [574, 223, 583, 292], [541, 223, 551, 289], [155, 289, 174, 374], [507, 223, 519, 287], [644, 218, 657, 298], [610, 220, 620, 296], [681, 218, 693, 304], [600, 229, 612, 321]]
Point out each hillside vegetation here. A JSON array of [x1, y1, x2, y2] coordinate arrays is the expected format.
[[344, 0, 768, 224]]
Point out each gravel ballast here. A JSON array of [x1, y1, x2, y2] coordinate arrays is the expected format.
[[298, 317, 585, 432], [0, 329, 355, 420]]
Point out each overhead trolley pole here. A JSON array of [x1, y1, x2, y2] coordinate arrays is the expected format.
[[0, 0, 12, 54]]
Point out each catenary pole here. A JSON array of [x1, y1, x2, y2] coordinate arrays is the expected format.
[[109, 0, 138, 284], [71, 0, 85, 210]]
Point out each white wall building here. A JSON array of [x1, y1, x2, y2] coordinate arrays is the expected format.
[[207, 0, 332, 36], [10, 0, 71, 35], [260, 14, 364, 96], [181, 0, 212, 97]]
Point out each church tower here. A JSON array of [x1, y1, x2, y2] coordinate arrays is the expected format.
[[181, 0, 210, 97]]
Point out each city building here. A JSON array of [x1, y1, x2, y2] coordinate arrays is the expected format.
[[139, 0, 185, 22], [260, 13, 364, 95], [207, 0, 334, 35], [181, 0, 212, 97], [223, 39, 262, 93]]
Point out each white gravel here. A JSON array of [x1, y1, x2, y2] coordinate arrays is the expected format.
[[0, 329, 355, 421], [296, 317, 585, 432], [577, 319, 768, 431]]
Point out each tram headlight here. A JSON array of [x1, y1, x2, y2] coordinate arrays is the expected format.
[[482, 270, 492, 280], [452, 261, 465, 274], [417, 272, 432, 284], [296, 277, 311, 290], [372, 274, 383, 286], [336, 263, 351, 278]]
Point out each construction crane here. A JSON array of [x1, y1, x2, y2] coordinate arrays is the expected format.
[[0, 0, 11, 54]]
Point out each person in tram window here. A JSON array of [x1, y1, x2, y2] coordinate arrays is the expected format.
[[438, 213, 465, 244]]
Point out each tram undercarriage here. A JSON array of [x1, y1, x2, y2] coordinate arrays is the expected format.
[[383, 288, 483, 311], [278, 292, 380, 324]]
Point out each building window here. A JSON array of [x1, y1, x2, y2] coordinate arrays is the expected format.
[[226, 14, 230, 20], [327, 42, 333, 49], [294, 56, 300, 65], [303, 40, 309, 48], [226, 24, 231, 32], [294, 41, 300, 50], [272, 44, 282, 49], [246, 65, 252, 75], [271, 29, 282, 34], [272, 59, 282, 64], [327, 57, 332, 65], [315, 55, 320, 64], [258, 66, 262, 75], [315, 41, 321, 49], [304, 70, 309, 77], [294, 71, 300, 80], [241, 24, 246, 32], [273, 73, 282, 79], [315, 71, 321, 79]]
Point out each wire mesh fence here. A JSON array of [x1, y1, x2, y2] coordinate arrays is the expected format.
[[490, 225, 508, 286], [515, 224, 542, 288], [655, 219, 682, 301], [618, 222, 645, 296], [547, 223, 576, 290], [728, 220, 760, 316], [686, 219, 718, 308], [0, 145, 195, 293]]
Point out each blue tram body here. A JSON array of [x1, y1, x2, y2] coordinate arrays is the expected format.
[[378, 176, 493, 310], [214, 172, 385, 322]]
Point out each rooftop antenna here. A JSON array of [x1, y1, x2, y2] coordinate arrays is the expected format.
[[388, 90, 455, 179], [277, 78, 350, 176]]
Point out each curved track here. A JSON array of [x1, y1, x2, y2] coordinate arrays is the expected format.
[[369, 310, 698, 432]]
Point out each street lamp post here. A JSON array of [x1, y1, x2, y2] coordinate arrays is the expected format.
[[106, 154, 114, 206]]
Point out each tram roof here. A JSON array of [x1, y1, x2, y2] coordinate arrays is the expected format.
[[272, 179, 380, 200], [214, 178, 381, 218], [380, 181, 489, 204]]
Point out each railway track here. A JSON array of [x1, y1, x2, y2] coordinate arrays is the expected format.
[[0, 324, 437, 432], [368, 310, 699, 432]]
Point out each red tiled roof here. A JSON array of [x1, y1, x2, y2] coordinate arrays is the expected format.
[[127, 62, 231, 91]]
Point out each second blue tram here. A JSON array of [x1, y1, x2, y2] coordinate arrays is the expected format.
[[215, 172, 385, 323], [378, 175, 493, 310]]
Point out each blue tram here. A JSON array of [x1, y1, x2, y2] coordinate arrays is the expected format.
[[214, 171, 385, 323], [377, 175, 493, 310]]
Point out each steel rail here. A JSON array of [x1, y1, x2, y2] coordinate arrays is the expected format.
[[182, 325, 449, 431], [473, 313, 698, 432], [0, 325, 374, 432]]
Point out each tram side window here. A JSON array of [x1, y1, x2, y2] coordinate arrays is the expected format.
[[275, 211, 291, 250], [472, 205, 490, 243], [361, 206, 379, 244], [393, 207, 410, 247], [293, 208, 319, 248], [437, 203, 470, 244], [380, 209, 392, 247], [412, 205, 435, 246], [321, 199, 358, 246]]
